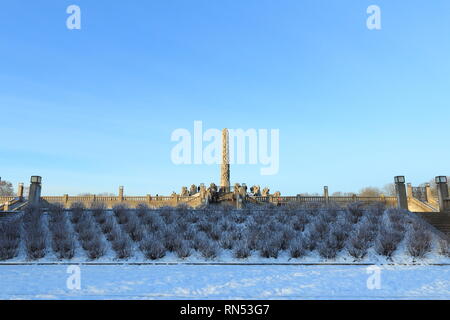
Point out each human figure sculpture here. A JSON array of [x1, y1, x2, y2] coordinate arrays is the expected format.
[[251, 185, 261, 196], [189, 184, 197, 195], [181, 186, 189, 196]]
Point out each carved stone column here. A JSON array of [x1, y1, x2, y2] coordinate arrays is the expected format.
[[220, 128, 230, 192], [394, 176, 408, 210]]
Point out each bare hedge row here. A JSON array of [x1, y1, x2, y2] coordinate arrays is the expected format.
[[1, 202, 449, 261]]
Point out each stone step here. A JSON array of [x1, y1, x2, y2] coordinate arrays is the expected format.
[[414, 213, 450, 239]]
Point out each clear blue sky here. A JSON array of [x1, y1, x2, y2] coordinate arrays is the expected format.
[[1, 1, 449, 196]]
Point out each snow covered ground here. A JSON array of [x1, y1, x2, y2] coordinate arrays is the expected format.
[[1, 264, 449, 299]]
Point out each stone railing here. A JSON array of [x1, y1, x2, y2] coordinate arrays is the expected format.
[[0, 197, 16, 204], [41, 195, 199, 209], [249, 195, 398, 207]]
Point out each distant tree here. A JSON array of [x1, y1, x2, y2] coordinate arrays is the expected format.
[[331, 192, 355, 197], [298, 192, 320, 196], [359, 187, 382, 197], [78, 192, 115, 196], [419, 177, 450, 198], [382, 183, 396, 196], [0, 180, 15, 196]]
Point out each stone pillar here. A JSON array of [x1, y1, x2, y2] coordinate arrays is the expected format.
[[435, 176, 449, 212], [324, 186, 329, 205], [407, 183, 413, 198], [236, 194, 243, 209], [394, 176, 408, 210], [17, 183, 24, 200], [147, 194, 152, 204], [220, 128, 230, 192], [425, 183, 432, 203], [199, 184, 207, 201], [28, 176, 42, 207], [64, 194, 69, 207], [119, 186, 124, 202]]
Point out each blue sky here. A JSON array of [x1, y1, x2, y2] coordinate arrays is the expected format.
[[1, 1, 449, 196]]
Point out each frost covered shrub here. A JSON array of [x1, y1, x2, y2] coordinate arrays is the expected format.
[[207, 209, 224, 224], [111, 235, 133, 259], [312, 218, 329, 240], [219, 232, 234, 250], [183, 225, 197, 241], [98, 215, 114, 235], [160, 207, 175, 224], [367, 202, 385, 217], [162, 227, 183, 252], [54, 238, 75, 260], [23, 208, 47, 260], [113, 204, 130, 225], [140, 235, 166, 260], [322, 206, 339, 223], [175, 203, 190, 216], [375, 228, 402, 258], [438, 240, 450, 257], [25, 233, 47, 260], [197, 220, 213, 234], [185, 211, 200, 224], [86, 243, 106, 260], [174, 219, 189, 234], [48, 203, 65, 223], [347, 237, 369, 260], [136, 203, 149, 218], [407, 226, 432, 258], [329, 229, 347, 251], [386, 208, 404, 224], [259, 240, 280, 258], [346, 223, 373, 260], [200, 242, 219, 259], [82, 234, 106, 260], [234, 240, 251, 259], [95, 213, 107, 225], [71, 208, 106, 260], [142, 211, 163, 232], [292, 212, 309, 231], [230, 229, 244, 241], [206, 224, 222, 241], [289, 236, 306, 258], [0, 218, 21, 261], [346, 202, 364, 224], [91, 202, 106, 217], [279, 226, 296, 250], [230, 212, 246, 224], [70, 202, 85, 224], [318, 236, 339, 259], [175, 240, 192, 259], [192, 232, 209, 251], [48, 211, 75, 260], [79, 226, 96, 243], [124, 215, 144, 242]]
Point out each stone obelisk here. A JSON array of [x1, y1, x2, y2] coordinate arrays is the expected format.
[[220, 128, 230, 192]]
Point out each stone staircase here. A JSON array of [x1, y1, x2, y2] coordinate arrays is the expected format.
[[414, 212, 450, 239]]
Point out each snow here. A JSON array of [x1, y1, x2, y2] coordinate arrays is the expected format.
[[0, 264, 449, 299]]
